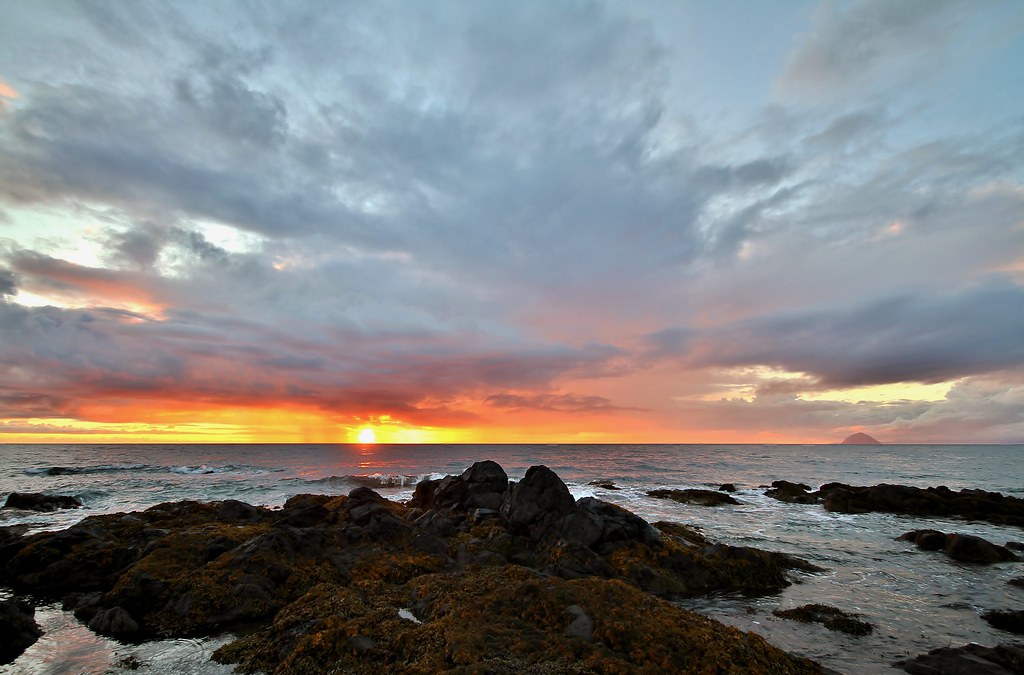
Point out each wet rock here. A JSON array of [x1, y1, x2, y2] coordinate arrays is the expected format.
[[89, 606, 140, 637], [589, 480, 621, 490], [773, 603, 873, 635], [765, 480, 818, 504], [1010, 578, 1024, 589], [648, 488, 740, 506], [2, 460, 828, 672], [718, 483, 738, 493], [898, 530, 1020, 564], [983, 610, 1024, 634], [818, 483, 1024, 527], [3, 491, 82, 511], [0, 597, 42, 664], [897, 643, 1024, 674]]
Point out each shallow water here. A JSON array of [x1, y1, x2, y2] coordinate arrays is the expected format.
[[1, 443, 1022, 674]]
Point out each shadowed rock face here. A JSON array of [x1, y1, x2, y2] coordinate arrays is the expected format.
[[647, 488, 741, 506], [0, 598, 41, 665], [0, 461, 828, 672]]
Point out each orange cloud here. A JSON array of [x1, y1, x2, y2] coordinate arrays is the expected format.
[[0, 78, 18, 99]]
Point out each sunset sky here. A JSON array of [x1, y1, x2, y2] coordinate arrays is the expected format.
[[1, 1, 1022, 444]]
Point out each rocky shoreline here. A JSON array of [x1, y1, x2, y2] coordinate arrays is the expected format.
[[1, 461, 1023, 672]]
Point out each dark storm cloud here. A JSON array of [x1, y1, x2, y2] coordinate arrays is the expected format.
[[693, 284, 1024, 386]]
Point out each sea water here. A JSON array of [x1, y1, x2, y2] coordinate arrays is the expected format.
[[1, 443, 1022, 674]]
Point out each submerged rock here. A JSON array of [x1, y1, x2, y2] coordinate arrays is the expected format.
[[0, 460, 828, 673], [3, 491, 82, 511], [983, 610, 1024, 635], [647, 488, 741, 506], [897, 643, 1024, 674], [773, 603, 873, 636], [898, 530, 1021, 564], [765, 480, 818, 504], [0, 597, 42, 664]]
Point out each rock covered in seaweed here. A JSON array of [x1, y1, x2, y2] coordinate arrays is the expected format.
[[0, 461, 828, 673], [214, 566, 826, 675]]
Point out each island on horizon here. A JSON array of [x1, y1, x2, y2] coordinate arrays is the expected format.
[[842, 432, 882, 445]]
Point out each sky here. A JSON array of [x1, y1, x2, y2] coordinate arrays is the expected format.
[[0, 0, 1022, 445]]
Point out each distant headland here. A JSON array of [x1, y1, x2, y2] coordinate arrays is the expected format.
[[842, 432, 881, 445]]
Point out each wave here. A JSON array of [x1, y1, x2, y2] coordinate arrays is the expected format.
[[167, 465, 254, 475], [298, 472, 445, 489], [25, 463, 149, 476]]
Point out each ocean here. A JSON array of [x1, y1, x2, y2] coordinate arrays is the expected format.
[[1, 443, 1022, 674]]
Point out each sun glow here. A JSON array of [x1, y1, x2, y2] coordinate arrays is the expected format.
[[357, 428, 377, 444]]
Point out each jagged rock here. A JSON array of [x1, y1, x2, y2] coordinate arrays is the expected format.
[[0, 460, 828, 672], [897, 643, 1024, 674], [898, 530, 1020, 564], [773, 603, 873, 635], [3, 492, 82, 511], [983, 610, 1024, 635], [0, 597, 42, 664], [647, 488, 740, 506], [500, 465, 576, 538]]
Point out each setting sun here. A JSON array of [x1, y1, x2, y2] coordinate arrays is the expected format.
[[357, 428, 377, 444]]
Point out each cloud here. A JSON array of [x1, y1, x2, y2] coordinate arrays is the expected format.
[[689, 283, 1024, 387], [777, 0, 966, 98], [484, 392, 642, 414]]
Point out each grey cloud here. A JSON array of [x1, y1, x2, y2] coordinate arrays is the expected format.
[[696, 283, 1024, 387], [778, 0, 965, 97], [484, 392, 642, 414], [0, 269, 16, 296]]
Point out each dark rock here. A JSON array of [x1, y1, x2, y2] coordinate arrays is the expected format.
[[1007, 542, 1024, 552], [89, 606, 140, 637], [1010, 578, 1024, 589], [648, 488, 740, 506], [0, 597, 42, 664], [765, 480, 818, 504], [897, 643, 1024, 674], [898, 530, 1020, 564], [564, 604, 594, 642], [983, 610, 1024, 634], [818, 482, 1024, 527], [718, 483, 738, 493], [773, 603, 873, 635], [460, 460, 508, 494], [500, 465, 576, 538], [589, 480, 621, 490], [217, 500, 263, 523], [3, 491, 82, 511]]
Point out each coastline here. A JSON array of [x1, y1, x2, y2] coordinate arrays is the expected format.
[[3, 459, 1023, 673]]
